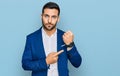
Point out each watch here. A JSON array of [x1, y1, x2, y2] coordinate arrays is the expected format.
[[66, 42, 74, 47]]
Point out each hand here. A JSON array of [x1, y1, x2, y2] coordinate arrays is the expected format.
[[62, 31, 74, 45], [46, 50, 64, 65]]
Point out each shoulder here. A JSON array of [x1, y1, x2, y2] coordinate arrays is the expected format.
[[57, 28, 65, 35], [27, 28, 41, 39]]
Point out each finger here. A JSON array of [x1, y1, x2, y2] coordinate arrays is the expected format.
[[64, 31, 72, 37], [48, 52, 56, 55], [63, 35, 67, 39], [64, 33, 68, 36], [54, 50, 64, 56], [67, 31, 73, 36], [64, 33, 70, 38]]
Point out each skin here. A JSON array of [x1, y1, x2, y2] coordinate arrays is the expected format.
[[41, 8, 59, 36], [41, 8, 74, 65]]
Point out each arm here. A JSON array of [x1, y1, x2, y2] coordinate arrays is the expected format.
[[22, 36, 48, 72], [67, 44, 82, 68], [62, 31, 82, 68]]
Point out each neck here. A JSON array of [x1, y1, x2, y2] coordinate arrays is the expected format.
[[43, 28, 56, 36]]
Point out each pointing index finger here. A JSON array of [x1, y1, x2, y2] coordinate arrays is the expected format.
[[54, 50, 64, 56]]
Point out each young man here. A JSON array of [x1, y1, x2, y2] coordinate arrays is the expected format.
[[22, 2, 82, 76]]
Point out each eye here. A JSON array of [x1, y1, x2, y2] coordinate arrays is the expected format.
[[44, 15, 49, 18], [52, 16, 57, 19]]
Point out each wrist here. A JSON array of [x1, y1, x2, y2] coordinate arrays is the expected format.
[[65, 42, 74, 48]]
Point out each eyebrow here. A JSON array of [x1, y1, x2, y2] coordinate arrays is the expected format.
[[43, 14, 58, 17]]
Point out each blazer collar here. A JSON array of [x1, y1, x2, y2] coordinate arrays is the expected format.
[[38, 27, 64, 56]]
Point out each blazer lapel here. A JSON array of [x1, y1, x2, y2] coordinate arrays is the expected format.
[[57, 29, 64, 52], [37, 28, 46, 58]]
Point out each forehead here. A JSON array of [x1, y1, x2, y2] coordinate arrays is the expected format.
[[43, 8, 59, 16]]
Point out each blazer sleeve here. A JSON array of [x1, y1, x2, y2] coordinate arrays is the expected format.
[[22, 36, 48, 72], [67, 44, 82, 68]]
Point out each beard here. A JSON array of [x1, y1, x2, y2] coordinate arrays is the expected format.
[[42, 19, 57, 31]]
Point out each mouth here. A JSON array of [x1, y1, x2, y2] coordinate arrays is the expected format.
[[46, 23, 53, 26], [47, 25, 51, 28], [46, 24, 53, 28]]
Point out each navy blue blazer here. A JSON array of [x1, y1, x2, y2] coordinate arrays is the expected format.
[[22, 28, 82, 76]]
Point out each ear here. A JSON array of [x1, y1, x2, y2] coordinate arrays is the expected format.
[[41, 14, 42, 19], [57, 16, 60, 22]]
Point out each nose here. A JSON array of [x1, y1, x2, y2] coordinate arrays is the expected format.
[[48, 17, 52, 23]]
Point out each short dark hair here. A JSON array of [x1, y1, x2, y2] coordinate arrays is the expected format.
[[42, 2, 60, 15]]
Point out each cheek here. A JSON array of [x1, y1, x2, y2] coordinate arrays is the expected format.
[[52, 19, 58, 24], [42, 18, 47, 24]]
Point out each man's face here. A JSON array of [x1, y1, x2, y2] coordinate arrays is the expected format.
[[41, 8, 59, 31]]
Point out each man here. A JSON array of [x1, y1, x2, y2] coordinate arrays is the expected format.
[[22, 2, 82, 76]]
